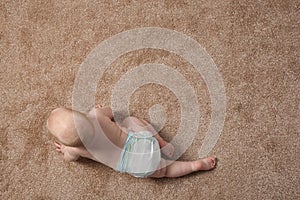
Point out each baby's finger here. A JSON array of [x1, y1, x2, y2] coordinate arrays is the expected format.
[[54, 141, 61, 147]]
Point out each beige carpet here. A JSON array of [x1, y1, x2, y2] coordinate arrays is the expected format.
[[1, 0, 299, 199]]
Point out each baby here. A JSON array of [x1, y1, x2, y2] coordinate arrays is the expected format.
[[46, 105, 216, 178]]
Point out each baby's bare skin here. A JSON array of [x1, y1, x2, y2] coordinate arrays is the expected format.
[[47, 106, 217, 178]]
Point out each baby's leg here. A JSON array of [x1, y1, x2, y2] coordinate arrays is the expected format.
[[149, 156, 217, 178]]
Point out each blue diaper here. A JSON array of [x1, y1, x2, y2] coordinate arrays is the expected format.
[[116, 131, 161, 178]]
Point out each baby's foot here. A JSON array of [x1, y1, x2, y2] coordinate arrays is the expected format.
[[54, 141, 80, 162], [161, 143, 175, 158], [192, 156, 217, 171]]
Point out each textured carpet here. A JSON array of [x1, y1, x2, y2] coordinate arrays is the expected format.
[[1, 0, 299, 199]]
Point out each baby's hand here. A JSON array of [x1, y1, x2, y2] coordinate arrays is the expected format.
[[161, 143, 175, 159]]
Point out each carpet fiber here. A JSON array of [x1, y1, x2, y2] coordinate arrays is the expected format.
[[1, 0, 299, 199]]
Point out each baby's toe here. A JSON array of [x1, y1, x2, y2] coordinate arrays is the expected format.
[[210, 156, 217, 167]]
